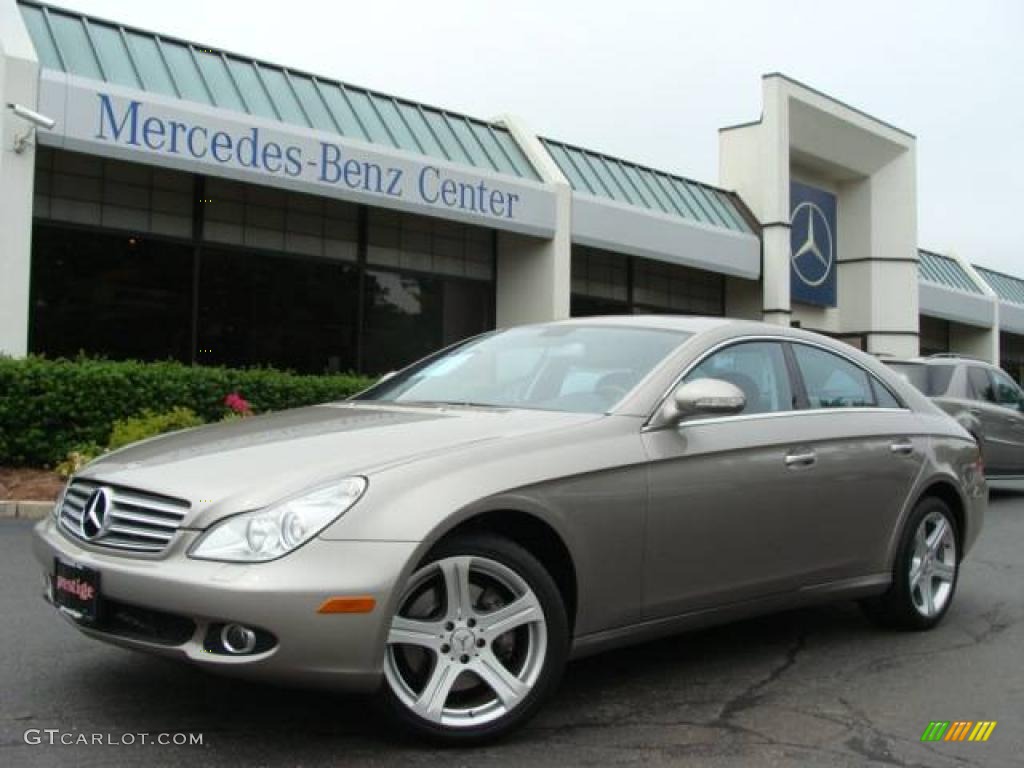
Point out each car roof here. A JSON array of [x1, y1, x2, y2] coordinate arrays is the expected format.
[[537, 315, 802, 336], [883, 356, 984, 367]]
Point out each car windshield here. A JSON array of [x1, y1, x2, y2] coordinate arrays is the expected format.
[[356, 325, 691, 414], [886, 362, 955, 396]]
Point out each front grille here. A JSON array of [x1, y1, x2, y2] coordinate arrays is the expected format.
[[59, 478, 191, 554]]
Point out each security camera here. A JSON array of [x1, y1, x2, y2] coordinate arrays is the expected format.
[[8, 103, 56, 130]]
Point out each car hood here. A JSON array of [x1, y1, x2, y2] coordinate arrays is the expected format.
[[79, 403, 597, 527]]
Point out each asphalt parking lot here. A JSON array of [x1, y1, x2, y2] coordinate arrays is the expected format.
[[2, 492, 1021, 768]]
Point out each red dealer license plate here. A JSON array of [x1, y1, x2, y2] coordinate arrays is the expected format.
[[53, 559, 101, 623]]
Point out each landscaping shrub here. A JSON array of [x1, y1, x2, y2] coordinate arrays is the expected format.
[[0, 356, 374, 467], [106, 407, 206, 452]]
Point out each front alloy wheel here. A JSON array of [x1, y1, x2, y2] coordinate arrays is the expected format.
[[382, 534, 568, 743]]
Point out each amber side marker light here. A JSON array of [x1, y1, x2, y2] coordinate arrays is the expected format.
[[318, 596, 376, 614]]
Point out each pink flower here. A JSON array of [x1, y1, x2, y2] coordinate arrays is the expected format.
[[224, 392, 252, 415]]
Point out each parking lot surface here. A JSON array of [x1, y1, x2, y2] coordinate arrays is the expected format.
[[2, 492, 1021, 767]]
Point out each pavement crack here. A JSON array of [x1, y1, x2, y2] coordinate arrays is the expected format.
[[863, 604, 1014, 675], [714, 628, 808, 725]]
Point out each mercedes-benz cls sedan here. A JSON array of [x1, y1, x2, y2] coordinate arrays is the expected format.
[[34, 318, 986, 743]]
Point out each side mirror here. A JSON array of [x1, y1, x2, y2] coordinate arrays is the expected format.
[[652, 378, 746, 428]]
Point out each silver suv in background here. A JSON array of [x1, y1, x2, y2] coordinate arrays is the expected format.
[[886, 355, 1024, 480]]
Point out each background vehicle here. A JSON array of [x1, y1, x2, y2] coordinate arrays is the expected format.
[[34, 319, 986, 743], [885, 354, 1024, 480]]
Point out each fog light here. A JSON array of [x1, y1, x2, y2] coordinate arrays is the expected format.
[[220, 623, 257, 655]]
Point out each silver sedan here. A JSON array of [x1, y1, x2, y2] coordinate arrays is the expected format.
[[33, 317, 986, 743]]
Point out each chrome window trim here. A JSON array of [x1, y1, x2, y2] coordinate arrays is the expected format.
[[642, 334, 911, 431], [650, 406, 914, 431]]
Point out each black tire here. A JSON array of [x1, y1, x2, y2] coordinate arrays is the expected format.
[[380, 533, 569, 745], [861, 496, 960, 631]]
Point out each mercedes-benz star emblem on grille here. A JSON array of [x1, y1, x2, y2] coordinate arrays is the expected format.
[[79, 487, 113, 541], [790, 201, 834, 288]]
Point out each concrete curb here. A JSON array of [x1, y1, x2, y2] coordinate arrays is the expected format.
[[0, 501, 53, 520]]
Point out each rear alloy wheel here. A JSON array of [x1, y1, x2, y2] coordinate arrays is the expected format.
[[382, 534, 568, 743], [862, 497, 960, 630]]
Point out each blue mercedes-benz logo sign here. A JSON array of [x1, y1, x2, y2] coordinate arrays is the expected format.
[[790, 201, 834, 288], [80, 487, 113, 541]]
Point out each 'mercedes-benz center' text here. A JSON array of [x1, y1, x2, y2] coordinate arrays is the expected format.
[[95, 94, 521, 220]]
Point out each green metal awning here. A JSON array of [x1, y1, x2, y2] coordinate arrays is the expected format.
[[918, 249, 983, 294], [18, 0, 539, 181], [540, 137, 755, 234], [975, 265, 1024, 305]]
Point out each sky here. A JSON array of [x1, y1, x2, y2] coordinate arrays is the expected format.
[[48, 0, 1024, 275]]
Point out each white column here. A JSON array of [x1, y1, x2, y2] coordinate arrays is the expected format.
[[861, 148, 919, 358], [759, 78, 792, 326], [0, 0, 39, 357], [492, 114, 571, 327], [958, 255, 1001, 364]]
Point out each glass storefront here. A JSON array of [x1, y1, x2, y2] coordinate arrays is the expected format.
[[919, 316, 951, 356], [30, 148, 494, 375], [570, 245, 724, 317], [1002, 331, 1024, 384], [30, 227, 193, 362]]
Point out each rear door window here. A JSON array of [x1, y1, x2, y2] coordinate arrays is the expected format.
[[991, 369, 1024, 409], [792, 344, 877, 408], [967, 367, 997, 403]]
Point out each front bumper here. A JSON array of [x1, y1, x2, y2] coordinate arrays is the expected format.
[[33, 517, 417, 692]]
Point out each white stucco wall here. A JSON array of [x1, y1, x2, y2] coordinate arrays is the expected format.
[[0, 0, 39, 357]]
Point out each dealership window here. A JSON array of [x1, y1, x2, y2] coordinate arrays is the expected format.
[[361, 208, 495, 374], [633, 258, 724, 315], [31, 149, 496, 375], [919, 315, 951, 356], [362, 271, 492, 375], [30, 225, 193, 362], [203, 177, 359, 263], [571, 246, 724, 317], [366, 208, 494, 280], [198, 247, 360, 373], [1002, 332, 1024, 385], [33, 147, 193, 239]]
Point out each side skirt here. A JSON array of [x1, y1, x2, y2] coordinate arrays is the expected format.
[[569, 573, 891, 661]]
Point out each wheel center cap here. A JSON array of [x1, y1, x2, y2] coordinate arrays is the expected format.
[[450, 627, 476, 654]]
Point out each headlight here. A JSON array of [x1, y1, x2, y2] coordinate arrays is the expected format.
[[189, 477, 366, 562]]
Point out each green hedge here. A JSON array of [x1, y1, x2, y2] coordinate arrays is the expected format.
[[0, 356, 374, 467]]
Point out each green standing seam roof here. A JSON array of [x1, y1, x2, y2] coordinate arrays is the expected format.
[[918, 250, 983, 295], [540, 137, 755, 235], [17, 0, 540, 181], [975, 265, 1024, 305]]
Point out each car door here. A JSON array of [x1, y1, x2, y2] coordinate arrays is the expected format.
[[641, 339, 924, 621], [965, 365, 1011, 473], [786, 343, 926, 573], [987, 368, 1024, 476]]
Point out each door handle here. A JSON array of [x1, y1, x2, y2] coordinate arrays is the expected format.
[[890, 439, 915, 456], [785, 449, 817, 468]]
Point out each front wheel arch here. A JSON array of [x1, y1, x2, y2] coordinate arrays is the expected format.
[[428, 509, 578, 637]]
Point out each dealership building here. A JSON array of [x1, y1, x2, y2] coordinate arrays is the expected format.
[[2, 0, 1022, 381]]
